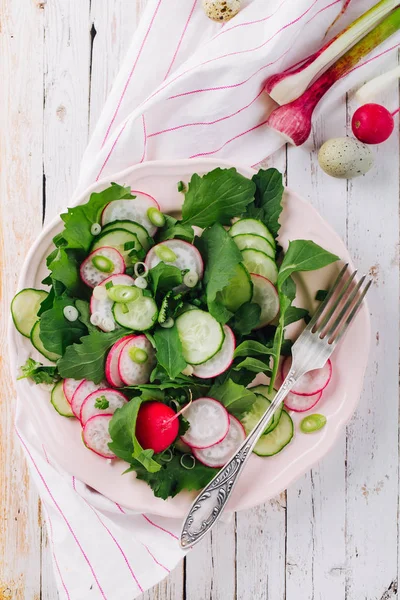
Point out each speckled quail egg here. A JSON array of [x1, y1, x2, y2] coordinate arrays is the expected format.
[[318, 137, 374, 179], [202, 0, 241, 22]]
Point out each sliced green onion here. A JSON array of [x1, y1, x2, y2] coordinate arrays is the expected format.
[[92, 255, 114, 273], [105, 281, 114, 290], [177, 180, 186, 193], [160, 448, 173, 463], [124, 241, 137, 251], [147, 207, 166, 227], [134, 262, 148, 278], [63, 305, 79, 322], [101, 317, 116, 332], [180, 454, 195, 470], [129, 347, 148, 364], [135, 276, 148, 289], [181, 364, 193, 376], [94, 395, 110, 410], [107, 284, 140, 303], [168, 398, 180, 412], [315, 289, 328, 302], [91, 223, 101, 236], [300, 414, 327, 434], [90, 312, 101, 326], [160, 317, 174, 329], [120, 304, 129, 314], [154, 245, 177, 263], [183, 270, 199, 288]]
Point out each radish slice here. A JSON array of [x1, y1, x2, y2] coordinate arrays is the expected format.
[[118, 335, 156, 386], [83, 414, 115, 459], [281, 356, 332, 396], [80, 388, 128, 425], [145, 240, 203, 281], [106, 335, 137, 387], [181, 398, 230, 449], [63, 378, 82, 404], [80, 247, 125, 288], [90, 274, 135, 332], [192, 326, 235, 379], [284, 390, 323, 412], [250, 274, 280, 328], [71, 380, 108, 420], [192, 415, 245, 468], [101, 191, 160, 236]]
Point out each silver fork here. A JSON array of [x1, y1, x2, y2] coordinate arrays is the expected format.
[[180, 264, 371, 549]]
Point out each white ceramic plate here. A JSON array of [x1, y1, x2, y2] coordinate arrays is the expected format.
[[9, 158, 370, 518]]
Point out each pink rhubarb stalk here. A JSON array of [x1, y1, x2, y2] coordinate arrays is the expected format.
[[266, 6, 400, 146]]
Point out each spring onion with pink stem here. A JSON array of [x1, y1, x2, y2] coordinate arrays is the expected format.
[[324, 0, 353, 38], [265, 0, 400, 106], [266, 7, 400, 146], [355, 64, 400, 103]]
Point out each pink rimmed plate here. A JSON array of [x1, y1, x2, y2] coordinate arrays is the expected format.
[[9, 158, 370, 518]]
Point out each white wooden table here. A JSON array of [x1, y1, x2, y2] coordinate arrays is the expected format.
[[1, 2, 399, 599]]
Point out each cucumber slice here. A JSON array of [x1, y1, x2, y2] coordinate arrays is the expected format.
[[113, 295, 158, 331], [253, 410, 294, 457], [30, 321, 61, 362], [175, 309, 225, 365], [241, 249, 278, 284], [11, 288, 48, 338], [101, 220, 151, 251], [233, 234, 275, 258], [51, 381, 75, 417], [251, 385, 283, 433], [91, 229, 142, 265], [230, 218, 275, 248], [216, 264, 252, 312]]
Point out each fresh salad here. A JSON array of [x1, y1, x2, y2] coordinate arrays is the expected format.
[[12, 167, 339, 499]]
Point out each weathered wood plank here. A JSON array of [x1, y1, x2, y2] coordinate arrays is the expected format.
[[0, 1, 44, 598], [285, 94, 348, 600], [345, 61, 400, 600]]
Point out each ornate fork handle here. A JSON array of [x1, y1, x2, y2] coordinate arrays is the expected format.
[[180, 370, 298, 548]]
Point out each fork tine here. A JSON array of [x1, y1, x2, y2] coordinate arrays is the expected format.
[[330, 278, 372, 344], [306, 263, 349, 330], [314, 269, 358, 334], [325, 274, 366, 339]]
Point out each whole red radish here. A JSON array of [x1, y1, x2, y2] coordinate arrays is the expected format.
[[352, 103, 394, 144], [135, 401, 179, 453]]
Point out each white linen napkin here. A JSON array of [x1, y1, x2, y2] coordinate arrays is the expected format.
[[14, 0, 400, 598]]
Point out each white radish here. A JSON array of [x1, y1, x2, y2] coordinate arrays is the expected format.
[[71, 380, 108, 420], [90, 274, 135, 332], [192, 416, 245, 467], [101, 191, 160, 236], [118, 335, 156, 386], [62, 378, 82, 404], [181, 398, 230, 449], [80, 388, 128, 425], [80, 247, 125, 288], [145, 240, 203, 281], [83, 414, 116, 459], [192, 326, 235, 379], [284, 390, 323, 413], [251, 274, 280, 328], [281, 356, 332, 396], [105, 335, 136, 387]]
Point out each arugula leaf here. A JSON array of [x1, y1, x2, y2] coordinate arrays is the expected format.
[[157, 215, 194, 243], [315, 289, 329, 301], [245, 168, 284, 240], [284, 305, 309, 327], [234, 339, 272, 358], [39, 297, 88, 355], [209, 379, 258, 418], [233, 357, 271, 375], [75, 299, 97, 333], [181, 168, 255, 227], [46, 248, 82, 296], [58, 328, 129, 383], [158, 291, 183, 325], [278, 240, 339, 286], [109, 399, 161, 473], [149, 263, 183, 296], [198, 224, 243, 322], [153, 326, 187, 380], [133, 453, 215, 499], [58, 183, 133, 252], [18, 358, 60, 385], [229, 302, 261, 336]]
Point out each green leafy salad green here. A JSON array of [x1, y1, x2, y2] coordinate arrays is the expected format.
[[12, 167, 338, 500]]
